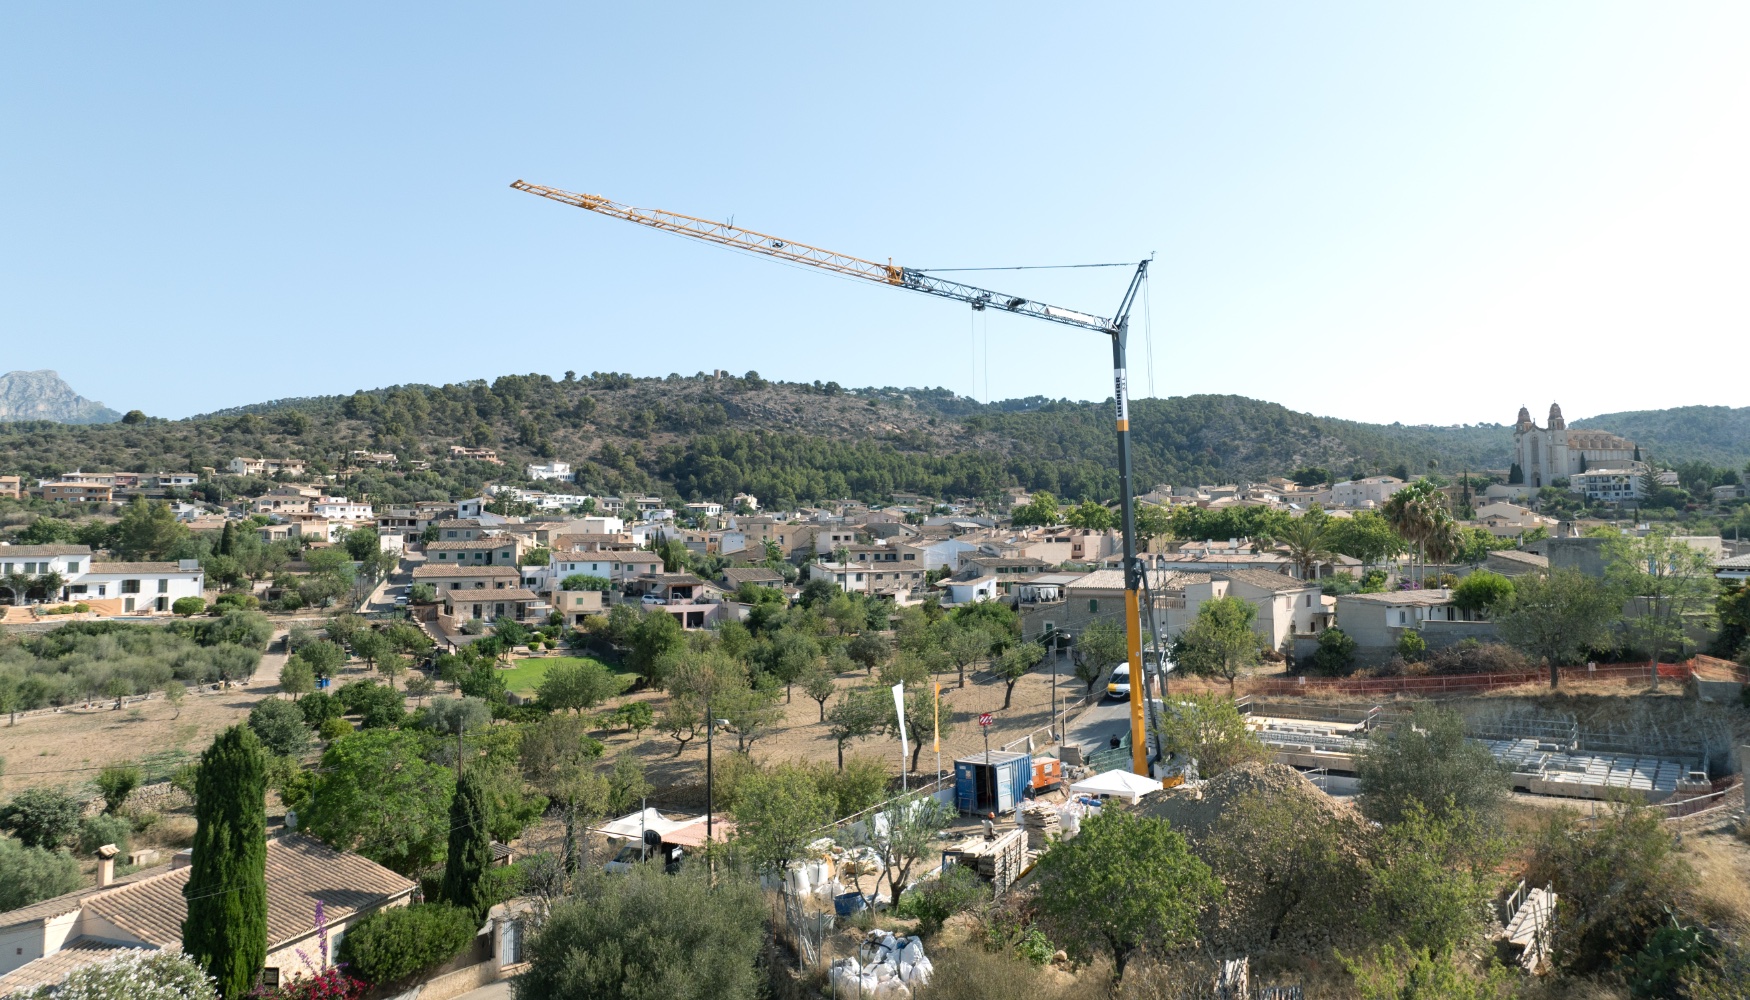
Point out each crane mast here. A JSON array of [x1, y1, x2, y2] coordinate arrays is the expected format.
[[513, 179, 1157, 776]]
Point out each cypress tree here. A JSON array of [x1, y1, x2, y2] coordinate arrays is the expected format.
[[441, 770, 493, 921], [217, 520, 234, 557], [182, 725, 268, 999]]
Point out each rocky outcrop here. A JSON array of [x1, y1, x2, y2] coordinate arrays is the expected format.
[[0, 370, 122, 424]]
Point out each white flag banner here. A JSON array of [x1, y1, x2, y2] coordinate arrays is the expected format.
[[891, 682, 909, 762]]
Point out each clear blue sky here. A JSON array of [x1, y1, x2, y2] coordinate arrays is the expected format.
[[4, 4, 1746, 423]]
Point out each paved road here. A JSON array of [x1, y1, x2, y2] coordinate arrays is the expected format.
[[249, 629, 291, 688], [1065, 693, 1134, 757], [361, 551, 423, 613]]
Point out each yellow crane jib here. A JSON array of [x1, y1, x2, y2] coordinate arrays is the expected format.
[[512, 178, 1160, 776]]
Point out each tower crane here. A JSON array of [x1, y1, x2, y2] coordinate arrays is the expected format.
[[512, 180, 1160, 776]]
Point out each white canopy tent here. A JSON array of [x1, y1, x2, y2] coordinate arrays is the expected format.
[[1069, 768, 1164, 804], [593, 807, 698, 842]]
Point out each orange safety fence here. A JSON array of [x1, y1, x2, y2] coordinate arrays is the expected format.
[[1247, 659, 1718, 698]]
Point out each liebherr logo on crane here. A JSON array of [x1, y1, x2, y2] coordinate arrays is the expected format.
[[1113, 368, 1129, 428]]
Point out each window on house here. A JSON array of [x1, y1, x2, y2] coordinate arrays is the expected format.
[[122, 579, 141, 594], [1089, 599, 1099, 613], [158, 579, 169, 593]]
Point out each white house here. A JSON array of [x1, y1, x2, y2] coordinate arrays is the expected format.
[[939, 575, 998, 606], [685, 501, 724, 519], [0, 545, 92, 581], [525, 461, 573, 482], [311, 496, 375, 521], [72, 561, 205, 613], [1176, 570, 1330, 653], [227, 457, 306, 477], [732, 492, 759, 511], [1470, 502, 1558, 539], [0, 546, 204, 613], [1321, 476, 1406, 509], [907, 536, 981, 573], [551, 552, 662, 587], [1570, 468, 1645, 503]]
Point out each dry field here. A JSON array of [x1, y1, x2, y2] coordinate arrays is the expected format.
[[0, 631, 384, 799]]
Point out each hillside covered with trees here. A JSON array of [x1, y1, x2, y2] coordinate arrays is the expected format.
[[0, 372, 1744, 508]]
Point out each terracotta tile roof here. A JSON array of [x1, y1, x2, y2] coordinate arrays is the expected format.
[[0, 941, 148, 995], [81, 836, 413, 950], [446, 588, 543, 602], [1214, 569, 1316, 592], [425, 538, 514, 551], [0, 864, 171, 928], [1338, 589, 1453, 606], [88, 562, 193, 574], [0, 544, 92, 558], [719, 567, 783, 587], [412, 564, 520, 580]]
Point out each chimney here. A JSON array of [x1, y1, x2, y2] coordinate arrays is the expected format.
[[96, 843, 119, 887], [172, 848, 194, 870]]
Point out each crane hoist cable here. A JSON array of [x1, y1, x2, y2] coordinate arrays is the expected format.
[[512, 179, 1160, 776]]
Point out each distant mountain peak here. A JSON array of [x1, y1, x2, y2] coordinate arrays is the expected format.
[[0, 370, 123, 424]]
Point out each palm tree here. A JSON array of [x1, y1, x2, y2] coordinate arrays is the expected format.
[[1275, 515, 1337, 580], [1383, 481, 1447, 587], [1422, 516, 1462, 583]]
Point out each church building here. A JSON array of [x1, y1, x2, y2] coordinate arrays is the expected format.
[[1511, 403, 1639, 488]]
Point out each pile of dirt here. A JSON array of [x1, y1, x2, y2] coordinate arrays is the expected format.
[[1136, 760, 1366, 843], [1137, 762, 1376, 956]]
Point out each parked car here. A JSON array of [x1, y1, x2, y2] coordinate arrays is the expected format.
[[1106, 665, 1130, 700]]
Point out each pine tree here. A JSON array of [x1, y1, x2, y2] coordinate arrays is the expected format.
[[182, 725, 268, 999], [441, 770, 493, 920]]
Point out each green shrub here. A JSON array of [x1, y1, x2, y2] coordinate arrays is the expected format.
[[1396, 630, 1427, 663], [909, 864, 991, 935], [1311, 627, 1357, 676], [248, 698, 313, 757], [517, 868, 765, 1000], [78, 813, 133, 857], [172, 597, 207, 617], [0, 787, 83, 849], [96, 764, 143, 814], [319, 717, 354, 741], [334, 903, 477, 984], [1451, 570, 1514, 615], [0, 838, 82, 911], [336, 680, 405, 729], [299, 691, 344, 727], [214, 592, 259, 612]]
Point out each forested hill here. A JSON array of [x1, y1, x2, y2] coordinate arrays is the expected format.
[[0, 372, 1738, 506], [1573, 405, 1750, 469]]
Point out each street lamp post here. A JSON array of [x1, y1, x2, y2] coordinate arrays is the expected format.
[[705, 703, 729, 846], [706, 693, 714, 845]]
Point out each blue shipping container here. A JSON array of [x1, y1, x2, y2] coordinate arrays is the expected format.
[[954, 751, 1032, 815]]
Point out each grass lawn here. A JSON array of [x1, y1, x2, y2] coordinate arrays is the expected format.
[[500, 655, 633, 696]]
